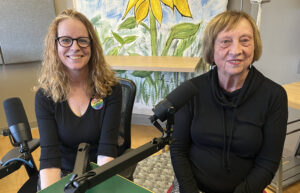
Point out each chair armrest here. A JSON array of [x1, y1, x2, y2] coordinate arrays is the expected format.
[[0, 138, 40, 179], [1, 138, 40, 163]]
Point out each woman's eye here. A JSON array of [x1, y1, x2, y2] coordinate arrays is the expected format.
[[61, 38, 71, 43], [220, 39, 231, 47], [79, 39, 88, 44], [241, 39, 249, 43], [241, 38, 252, 46]]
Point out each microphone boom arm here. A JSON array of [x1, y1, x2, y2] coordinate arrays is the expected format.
[[64, 109, 175, 193]]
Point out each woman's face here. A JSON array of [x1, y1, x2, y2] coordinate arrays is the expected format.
[[213, 18, 255, 79], [57, 18, 91, 73]]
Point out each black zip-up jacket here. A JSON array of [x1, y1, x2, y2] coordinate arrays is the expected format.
[[170, 66, 288, 193]]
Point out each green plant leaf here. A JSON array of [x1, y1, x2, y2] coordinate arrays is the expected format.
[[161, 36, 173, 56], [162, 22, 202, 56], [102, 37, 115, 52], [131, 71, 153, 78], [118, 17, 137, 30], [123, 36, 138, 44], [128, 52, 141, 56], [114, 70, 126, 74], [103, 37, 113, 45], [112, 31, 124, 45], [170, 22, 201, 39], [90, 15, 101, 26], [140, 22, 150, 32], [174, 36, 196, 56], [142, 80, 150, 104], [108, 47, 119, 56]]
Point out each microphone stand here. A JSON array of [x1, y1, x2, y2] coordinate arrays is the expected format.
[[64, 109, 175, 193]]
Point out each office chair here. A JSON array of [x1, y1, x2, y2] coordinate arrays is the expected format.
[[0, 78, 137, 192], [116, 78, 137, 180], [0, 134, 40, 193], [270, 119, 300, 193], [117, 78, 136, 156], [0, 45, 5, 65]]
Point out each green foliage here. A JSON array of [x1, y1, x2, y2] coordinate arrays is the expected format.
[[170, 22, 201, 39], [128, 52, 141, 56], [131, 71, 153, 78], [140, 22, 150, 32], [118, 17, 137, 30], [115, 70, 126, 73], [109, 30, 139, 55], [174, 35, 196, 56], [124, 36, 138, 44], [112, 31, 125, 45], [92, 12, 204, 106], [108, 47, 119, 56], [162, 22, 202, 56], [103, 37, 114, 45], [90, 14, 101, 26], [142, 80, 150, 104]]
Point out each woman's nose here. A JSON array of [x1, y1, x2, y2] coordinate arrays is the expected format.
[[70, 40, 80, 50], [229, 42, 242, 56]]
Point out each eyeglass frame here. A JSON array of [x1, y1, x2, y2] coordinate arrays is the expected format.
[[55, 36, 92, 48]]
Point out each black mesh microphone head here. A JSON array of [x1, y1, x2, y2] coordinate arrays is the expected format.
[[3, 97, 32, 143], [166, 80, 198, 110], [151, 80, 198, 122]]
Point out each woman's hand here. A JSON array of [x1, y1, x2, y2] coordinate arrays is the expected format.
[[40, 168, 61, 190], [97, 155, 114, 166]]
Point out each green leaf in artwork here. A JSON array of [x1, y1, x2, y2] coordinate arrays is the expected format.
[[112, 31, 125, 45], [140, 22, 150, 32], [170, 22, 201, 39], [108, 47, 119, 56], [103, 37, 114, 45], [118, 17, 137, 30], [174, 36, 196, 56], [114, 70, 126, 74], [123, 36, 138, 44], [162, 22, 202, 56], [131, 71, 153, 78], [90, 15, 101, 26], [128, 53, 141, 56]]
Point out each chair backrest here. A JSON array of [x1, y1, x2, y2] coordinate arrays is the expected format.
[[117, 78, 136, 156]]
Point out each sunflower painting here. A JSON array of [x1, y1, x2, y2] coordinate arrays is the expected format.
[[74, 0, 228, 115]]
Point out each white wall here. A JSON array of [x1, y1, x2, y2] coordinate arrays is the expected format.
[[253, 0, 300, 85], [228, 0, 300, 155], [229, 0, 300, 85], [250, 0, 300, 155]]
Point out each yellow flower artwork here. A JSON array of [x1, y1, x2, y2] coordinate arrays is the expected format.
[[74, 0, 228, 108], [123, 0, 192, 23]]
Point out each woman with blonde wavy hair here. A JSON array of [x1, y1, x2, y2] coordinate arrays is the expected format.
[[35, 9, 121, 190]]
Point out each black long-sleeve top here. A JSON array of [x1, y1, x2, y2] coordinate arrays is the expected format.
[[35, 84, 122, 172], [170, 66, 288, 193]]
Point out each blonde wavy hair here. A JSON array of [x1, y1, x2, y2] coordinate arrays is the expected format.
[[37, 9, 117, 102], [202, 10, 262, 65]]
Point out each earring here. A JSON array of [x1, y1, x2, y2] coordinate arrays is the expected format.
[[210, 62, 216, 70], [248, 64, 252, 69]]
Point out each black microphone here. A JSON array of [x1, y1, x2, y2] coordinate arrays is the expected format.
[[150, 80, 198, 122], [3, 97, 32, 149]]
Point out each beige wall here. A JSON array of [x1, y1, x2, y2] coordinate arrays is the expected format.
[[54, 0, 74, 15]]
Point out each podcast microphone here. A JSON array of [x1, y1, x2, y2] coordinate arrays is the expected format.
[[3, 97, 32, 151], [150, 80, 198, 123]]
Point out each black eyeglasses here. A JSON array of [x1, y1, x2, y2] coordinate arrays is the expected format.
[[56, 36, 92, 48]]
